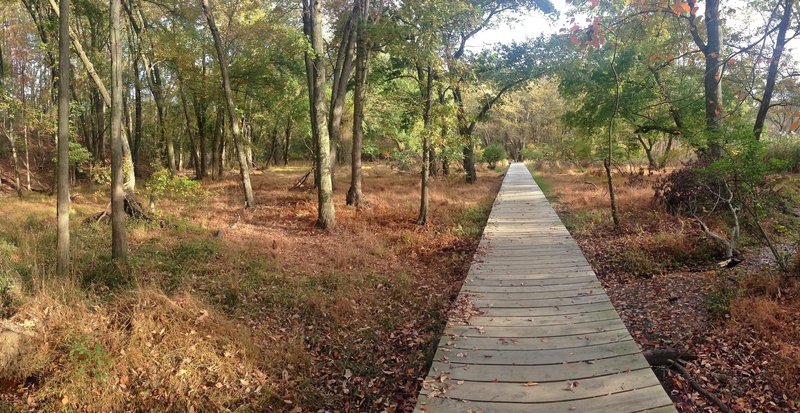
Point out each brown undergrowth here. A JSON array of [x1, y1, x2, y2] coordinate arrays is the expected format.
[[0, 163, 502, 412], [533, 165, 800, 412]]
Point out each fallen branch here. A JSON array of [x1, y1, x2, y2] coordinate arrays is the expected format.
[[668, 359, 732, 413], [642, 348, 697, 366], [289, 169, 313, 191]]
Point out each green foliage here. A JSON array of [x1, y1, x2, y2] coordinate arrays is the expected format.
[[481, 144, 507, 169], [146, 168, 206, 202], [68, 142, 93, 167], [765, 136, 800, 173], [67, 335, 111, 381]]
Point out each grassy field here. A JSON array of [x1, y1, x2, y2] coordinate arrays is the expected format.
[[0, 163, 503, 412]]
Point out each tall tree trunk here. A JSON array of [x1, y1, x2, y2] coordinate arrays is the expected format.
[[179, 81, 202, 179], [329, 6, 357, 190], [211, 106, 224, 179], [284, 115, 292, 166], [303, 0, 336, 229], [56, 0, 71, 277], [687, 0, 723, 157], [606, 41, 621, 229], [453, 87, 476, 183], [132, 56, 143, 176], [754, 0, 794, 140], [110, 0, 127, 260], [347, 0, 369, 208], [417, 63, 433, 225], [201, 0, 254, 208], [4, 125, 22, 198]]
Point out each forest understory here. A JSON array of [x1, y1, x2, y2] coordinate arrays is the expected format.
[[0, 162, 503, 412], [533, 165, 800, 413]]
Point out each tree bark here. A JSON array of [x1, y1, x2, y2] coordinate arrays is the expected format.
[[110, 0, 127, 260], [201, 0, 255, 208], [347, 0, 369, 209], [754, 0, 794, 140], [303, 0, 336, 229], [56, 0, 71, 277]]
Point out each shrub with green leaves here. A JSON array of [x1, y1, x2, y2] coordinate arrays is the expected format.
[[146, 168, 205, 202], [482, 144, 507, 169]]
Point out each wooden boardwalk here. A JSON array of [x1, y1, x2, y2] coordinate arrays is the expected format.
[[415, 164, 676, 412]]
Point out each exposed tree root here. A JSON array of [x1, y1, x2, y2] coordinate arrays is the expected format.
[[668, 359, 733, 413]]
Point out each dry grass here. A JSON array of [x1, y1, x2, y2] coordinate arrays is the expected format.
[[0, 162, 503, 411]]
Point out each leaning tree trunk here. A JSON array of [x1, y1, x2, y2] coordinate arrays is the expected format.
[[110, 0, 127, 260], [754, 0, 794, 140], [56, 0, 71, 277], [200, 0, 255, 208], [303, 0, 336, 229], [347, 0, 369, 208]]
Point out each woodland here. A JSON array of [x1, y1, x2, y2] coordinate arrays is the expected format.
[[1, 0, 800, 411]]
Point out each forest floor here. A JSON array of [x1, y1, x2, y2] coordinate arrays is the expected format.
[[532, 165, 800, 413], [0, 162, 503, 412]]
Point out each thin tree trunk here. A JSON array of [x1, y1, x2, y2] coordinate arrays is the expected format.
[[56, 0, 71, 277], [179, 81, 202, 179], [110, 0, 127, 260], [201, 0, 255, 208], [303, 0, 335, 229], [347, 0, 369, 208], [754, 0, 794, 140], [132, 56, 143, 177], [211, 106, 224, 179], [284, 115, 292, 166], [606, 41, 621, 229], [417, 63, 433, 225]]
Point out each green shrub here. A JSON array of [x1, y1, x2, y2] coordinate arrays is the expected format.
[[481, 144, 507, 169], [146, 168, 205, 203], [765, 136, 800, 173]]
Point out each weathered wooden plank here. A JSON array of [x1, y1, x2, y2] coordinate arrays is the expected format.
[[464, 309, 620, 326], [467, 288, 604, 299], [415, 385, 674, 412], [463, 276, 601, 287], [475, 303, 618, 317], [462, 281, 603, 293], [471, 295, 611, 308], [419, 369, 665, 403], [429, 354, 649, 382], [439, 328, 634, 351], [444, 319, 629, 338], [433, 340, 643, 365]]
